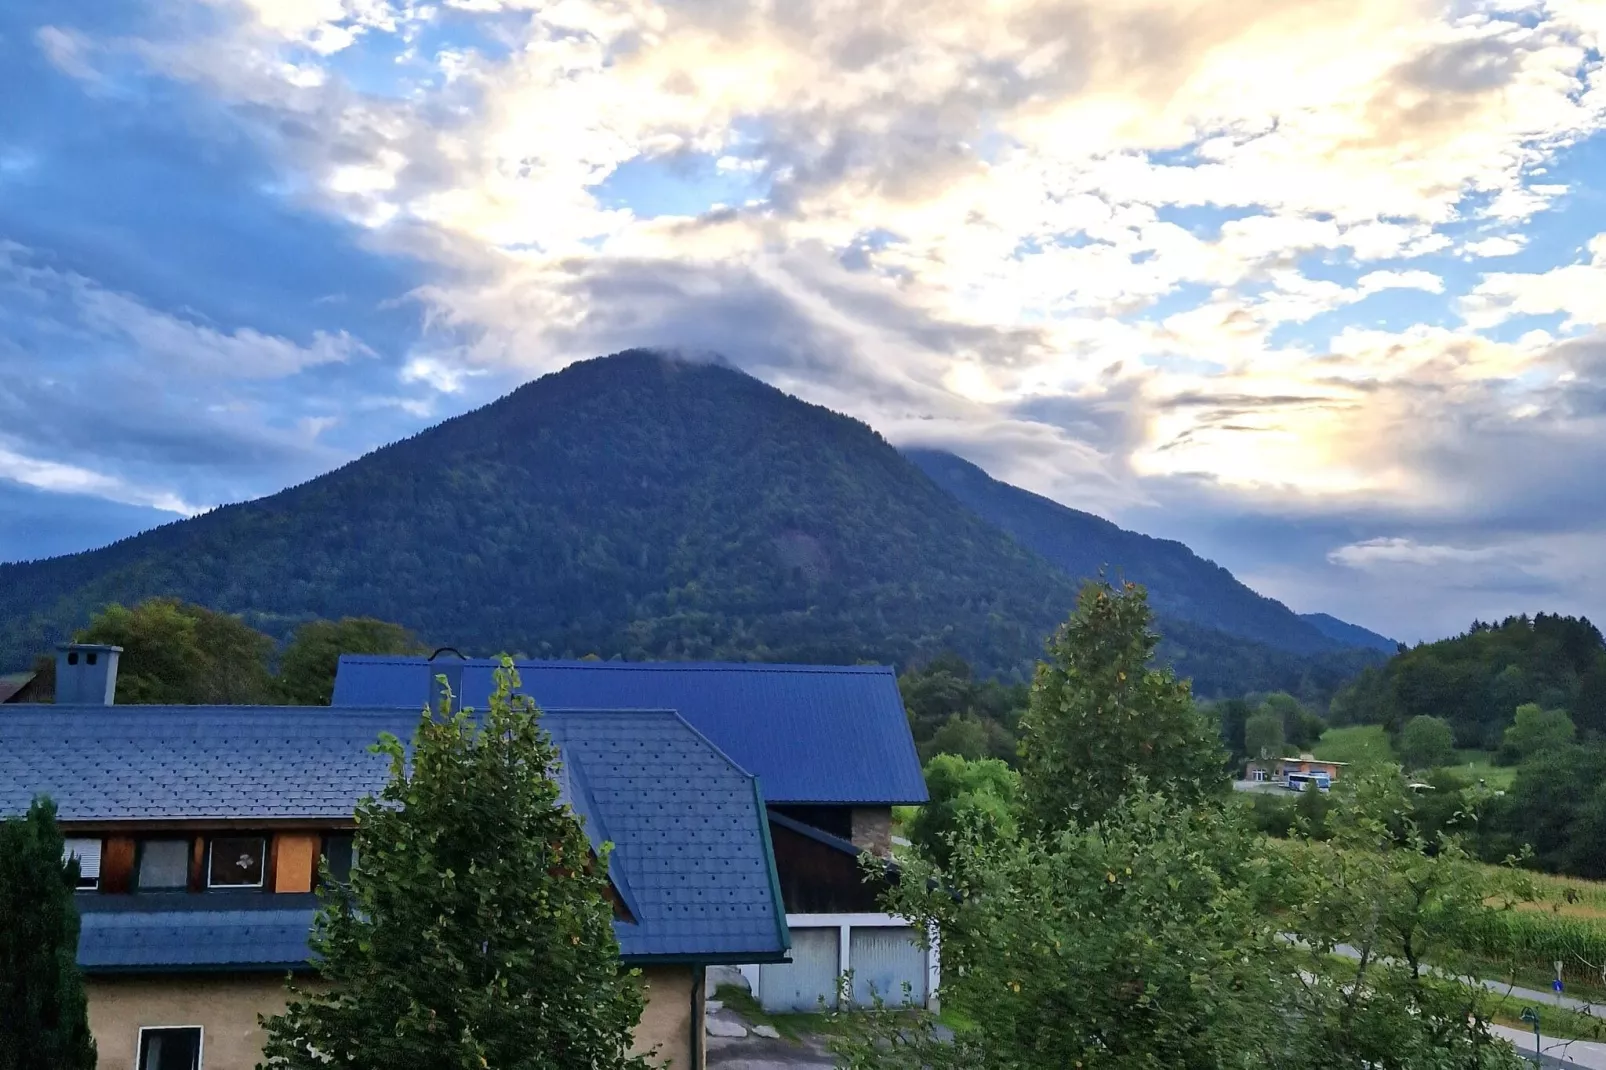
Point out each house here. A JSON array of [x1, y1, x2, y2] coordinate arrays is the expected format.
[[0, 646, 789, 1070], [333, 655, 936, 1012], [1245, 753, 1347, 791]]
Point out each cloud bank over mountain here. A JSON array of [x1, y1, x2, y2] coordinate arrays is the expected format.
[[2, 0, 1603, 640]]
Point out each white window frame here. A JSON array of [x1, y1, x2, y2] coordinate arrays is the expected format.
[[205, 836, 267, 891], [134, 1024, 204, 1070], [63, 837, 102, 891]]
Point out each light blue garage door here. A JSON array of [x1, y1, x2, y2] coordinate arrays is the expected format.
[[755, 928, 841, 1012]]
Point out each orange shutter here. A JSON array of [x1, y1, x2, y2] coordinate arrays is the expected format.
[[273, 834, 320, 893]]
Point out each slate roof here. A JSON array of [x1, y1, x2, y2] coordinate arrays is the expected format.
[[0, 704, 789, 967], [333, 657, 928, 806]]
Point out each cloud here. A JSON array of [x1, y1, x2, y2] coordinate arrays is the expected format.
[[0, 445, 199, 515], [1328, 537, 1505, 570], [1460, 234, 1606, 329]]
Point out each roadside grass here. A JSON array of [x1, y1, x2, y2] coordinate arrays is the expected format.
[[1487, 997, 1606, 1044]]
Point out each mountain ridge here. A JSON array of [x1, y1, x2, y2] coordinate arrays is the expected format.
[[903, 448, 1359, 656], [0, 350, 1380, 698]]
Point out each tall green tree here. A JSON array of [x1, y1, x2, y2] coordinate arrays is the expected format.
[[907, 754, 1019, 869], [1399, 715, 1456, 771], [274, 618, 424, 706], [0, 798, 96, 1070], [75, 598, 275, 704], [258, 660, 652, 1070], [1497, 703, 1575, 765], [1017, 579, 1226, 832], [1246, 709, 1286, 760]]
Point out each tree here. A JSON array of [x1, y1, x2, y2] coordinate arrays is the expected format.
[[1246, 709, 1287, 760], [1278, 772, 1530, 1068], [907, 755, 1019, 869], [274, 618, 424, 706], [836, 590, 1526, 1070], [1498, 703, 1575, 765], [1399, 715, 1456, 771], [1213, 696, 1253, 761], [75, 598, 275, 704], [258, 660, 652, 1070], [1017, 579, 1226, 832], [0, 797, 96, 1070], [1575, 655, 1606, 739]]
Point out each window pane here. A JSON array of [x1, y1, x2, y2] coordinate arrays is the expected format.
[[137, 841, 190, 891], [139, 1027, 201, 1070], [63, 838, 102, 891], [322, 834, 355, 885], [207, 837, 266, 889]]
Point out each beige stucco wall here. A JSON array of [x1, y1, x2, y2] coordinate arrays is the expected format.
[[634, 965, 697, 1070], [86, 974, 291, 1070], [87, 968, 697, 1070]]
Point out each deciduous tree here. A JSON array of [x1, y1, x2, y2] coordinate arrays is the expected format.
[[1017, 579, 1226, 833], [258, 660, 652, 1070]]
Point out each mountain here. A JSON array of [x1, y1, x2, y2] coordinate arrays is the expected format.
[[1299, 613, 1397, 654], [904, 449, 1363, 657], [0, 350, 1373, 697]]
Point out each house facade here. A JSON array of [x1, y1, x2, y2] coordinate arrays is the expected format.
[[334, 655, 935, 1012], [0, 646, 789, 1070], [1245, 753, 1347, 791]]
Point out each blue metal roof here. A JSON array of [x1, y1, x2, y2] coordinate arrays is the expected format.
[[0, 704, 788, 965], [333, 658, 928, 805], [77, 894, 319, 972]]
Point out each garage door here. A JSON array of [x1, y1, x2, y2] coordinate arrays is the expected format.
[[848, 926, 927, 1007], [755, 927, 841, 1013]]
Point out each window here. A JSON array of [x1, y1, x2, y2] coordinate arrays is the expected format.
[[206, 836, 266, 890], [321, 833, 356, 885], [137, 1026, 202, 1070], [137, 840, 191, 892], [62, 838, 102, 891]]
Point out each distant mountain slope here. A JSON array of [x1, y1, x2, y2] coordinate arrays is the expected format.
[[0, 350, 1375, 697], [904, 448, 1354, 657], [1300, 613, 1397, 654]]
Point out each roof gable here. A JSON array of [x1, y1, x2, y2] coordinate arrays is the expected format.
[[333, 657, 928, 805]]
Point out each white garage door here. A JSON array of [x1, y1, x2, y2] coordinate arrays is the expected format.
[[848, 926, 927, 1007]]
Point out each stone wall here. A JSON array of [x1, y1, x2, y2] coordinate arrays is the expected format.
[[850, 807, 893, 857]]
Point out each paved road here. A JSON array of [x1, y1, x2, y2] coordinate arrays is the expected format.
[[1491, 1023, 1606, 1068], [707, 1033, 835, 1069], [1330, 943, 1600, 1012]]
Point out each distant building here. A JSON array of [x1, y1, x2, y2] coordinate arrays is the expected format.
[[1244, 753, 1347, 792]]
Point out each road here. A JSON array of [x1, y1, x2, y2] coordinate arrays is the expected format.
[[1491, 1023, 1606, 1068]]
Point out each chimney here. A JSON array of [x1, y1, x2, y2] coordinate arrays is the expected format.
[[427, 647, 466, 715], [55, 644, 122, 705]]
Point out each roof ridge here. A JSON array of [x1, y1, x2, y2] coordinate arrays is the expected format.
[[341, 655, 895, 675]]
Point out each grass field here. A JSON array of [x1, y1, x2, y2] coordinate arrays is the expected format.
[[1448, 750, 1517, 791], [1312, 725, 1394, 767]]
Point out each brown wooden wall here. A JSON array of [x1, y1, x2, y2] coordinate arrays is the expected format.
[[769, 820, 891, 914]]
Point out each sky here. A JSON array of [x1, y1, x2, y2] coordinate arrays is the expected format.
[[1, 0, 1603, 644]]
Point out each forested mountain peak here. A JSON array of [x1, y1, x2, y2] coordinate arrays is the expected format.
[[0, 349, 1376, 698]]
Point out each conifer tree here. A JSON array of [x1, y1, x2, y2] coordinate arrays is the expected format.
[[259, 659, 653, 1070], [0, 797, 96, 1070]]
